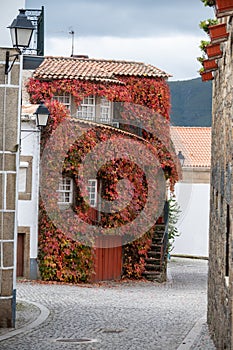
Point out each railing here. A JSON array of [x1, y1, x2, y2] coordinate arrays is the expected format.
[[77, 116, 143, 138], [160, 201, 169, 266]]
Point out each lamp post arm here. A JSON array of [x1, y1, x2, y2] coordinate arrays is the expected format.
[[5, 51, 20, 75]]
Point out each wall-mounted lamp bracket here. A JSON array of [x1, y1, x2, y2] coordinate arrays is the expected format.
[[5, 50, 20, 75]]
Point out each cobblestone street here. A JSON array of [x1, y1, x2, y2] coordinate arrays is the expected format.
[[0, 258, 216, 350]]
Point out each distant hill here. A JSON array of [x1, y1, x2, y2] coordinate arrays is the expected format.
[[168, 78, 212, 127]]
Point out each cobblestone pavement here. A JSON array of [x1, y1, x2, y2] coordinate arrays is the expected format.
[[0, 258, 216, 350]]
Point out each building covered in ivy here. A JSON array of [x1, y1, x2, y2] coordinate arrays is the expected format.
[[19, 55, 179, 283]]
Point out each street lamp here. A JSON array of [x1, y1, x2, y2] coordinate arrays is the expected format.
[[178, 151, 185, 167], [34, 103, 50, 127], [5, 9, 34, 74]]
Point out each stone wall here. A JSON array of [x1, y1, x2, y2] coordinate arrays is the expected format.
[[0, 48, 20, 327], [208, 16, 233, 350]]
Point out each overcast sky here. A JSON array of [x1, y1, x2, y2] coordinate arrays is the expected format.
[[5, 0, 214, 81]]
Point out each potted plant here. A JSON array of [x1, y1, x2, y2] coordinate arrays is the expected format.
[[199, 19, 229, 43], [208, 22, 229, 43], [200, 40, 222, 59], [201, 0, 215, 5], [197, 56, 218, 72], [199, 18, 219, 33], [199, 39, 211, 53], [199, 68, 214, 82], [203, 58, 218, 71], [206, 42, 222, 58], [215, 0, 233, 17], [201, 0, 233, 16]]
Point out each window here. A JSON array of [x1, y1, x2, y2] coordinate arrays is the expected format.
[[76, 95, 95, 120], [76, 95, 112, 124], [18, 156, 33, 200], [57, 178, 73, 204], [19, 163, 28, 193], [52, 93, 71, 109], [100, 97, 111, 123], [87, 179, 97, 207]]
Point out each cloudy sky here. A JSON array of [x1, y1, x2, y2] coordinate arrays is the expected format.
[[5, 0, 214, 81]]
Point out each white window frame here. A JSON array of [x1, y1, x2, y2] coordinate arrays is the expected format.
[[100, 96, 111, 123], [76, 95, 95, 121], [57, 177, 73, 204], [52, 93, 71, 109], [76, 95, 112, 124], [18, 156, 33, 200], [87, 179, 97, 208]]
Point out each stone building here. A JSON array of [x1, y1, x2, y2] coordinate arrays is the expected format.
[[207, 14, 233, 350], [0, 47, 21, 327]]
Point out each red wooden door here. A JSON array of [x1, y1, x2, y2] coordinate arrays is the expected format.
[[93, 236, 122, 282], [17, 233, 24, 277]]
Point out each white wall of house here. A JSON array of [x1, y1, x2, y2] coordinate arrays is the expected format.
[[172, 182, 210, 258], [18, 118, 40, 277]]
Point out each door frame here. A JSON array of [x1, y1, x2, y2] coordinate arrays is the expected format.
[[17, 227, 30, 279]]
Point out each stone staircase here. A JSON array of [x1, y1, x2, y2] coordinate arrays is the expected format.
[[143, 224, 168, 282]]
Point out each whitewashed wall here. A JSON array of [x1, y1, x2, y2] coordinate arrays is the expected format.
[[172, 183, 210, 258], [18, 119, 40, 261]]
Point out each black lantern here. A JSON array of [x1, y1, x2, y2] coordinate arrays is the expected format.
[[5, 9, 34, 74], [8, 9, 34, 49], [178, 151, 185, 167], [34, 103, 50, 127]]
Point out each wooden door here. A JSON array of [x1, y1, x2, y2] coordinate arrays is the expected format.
[[93, 236, 122, 282], [17, 233, 24, 277]]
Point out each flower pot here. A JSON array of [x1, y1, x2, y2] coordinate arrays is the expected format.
[[206, 43, 222, 59], [203, 59, 218, 71], [209, 23, 229, 43], [200, 71, 214, 82], [215, 0, 233, 17]]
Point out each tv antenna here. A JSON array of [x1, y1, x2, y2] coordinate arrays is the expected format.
[[69, 29, 75, 56]]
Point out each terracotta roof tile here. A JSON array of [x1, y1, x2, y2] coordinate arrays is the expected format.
[[33, 56, 171, 82], [170, 127, 211, 168]]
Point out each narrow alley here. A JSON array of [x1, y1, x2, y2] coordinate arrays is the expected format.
[[0, 258, 215, 350]]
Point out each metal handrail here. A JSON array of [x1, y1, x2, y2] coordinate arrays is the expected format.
[[160, 201, 169, 266]]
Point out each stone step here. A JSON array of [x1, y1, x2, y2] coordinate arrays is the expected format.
[[144, 264, 161, 271], [142, 271, 162, 281], [152, 240, 163, 246], [155, 224, 166, 230], [150, 244, 161, 250], [147, 251, 161, 259], [145, 257, 160, 264]]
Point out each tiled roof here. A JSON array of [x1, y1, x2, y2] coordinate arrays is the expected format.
[[33, 56, 171, 82], [170, 127, 211, 167]]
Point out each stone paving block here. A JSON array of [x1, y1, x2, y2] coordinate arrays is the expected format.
[[0, 259, 216, 350]]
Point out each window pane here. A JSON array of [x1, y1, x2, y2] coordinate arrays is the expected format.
[[57, 178, 73, 204], [100, 97, 111, 123], [87, 179, 97, 207], [19, 168, 27, 192], [52, 93, 71, 109], [76, 95, 95, 121]]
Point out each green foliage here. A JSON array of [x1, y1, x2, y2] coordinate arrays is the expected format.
[[199, 67, 205, 73], [168, 194, 181, 252], [201, 0, 215, 6], [168, 78, 212, 127], [199, 40, 211, 52], [199, 19, 219, 33]]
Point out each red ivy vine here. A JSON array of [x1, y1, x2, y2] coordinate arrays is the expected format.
[[27, 74, 178, 282]]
